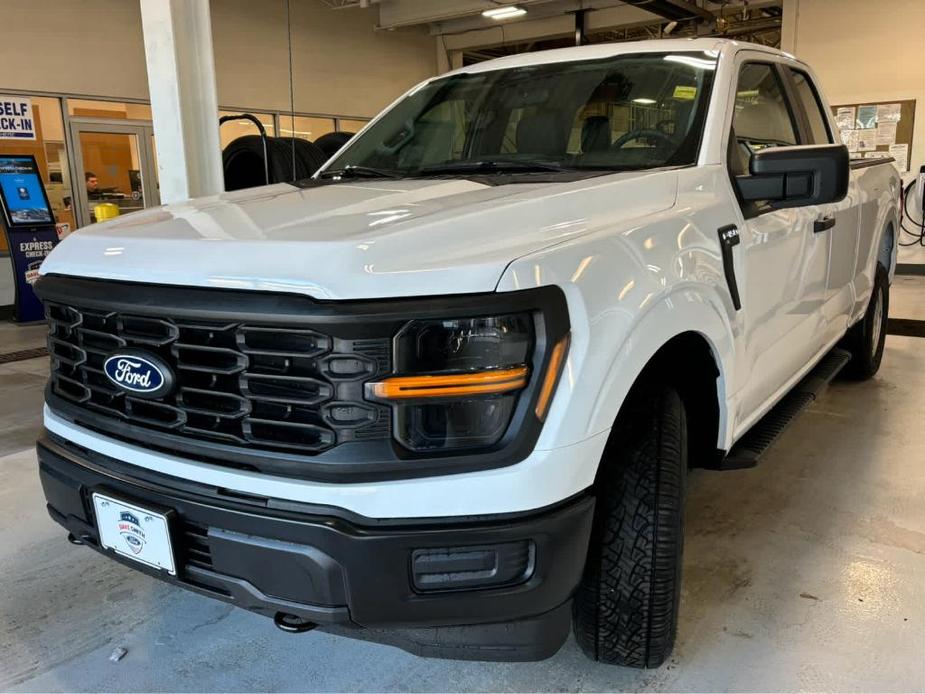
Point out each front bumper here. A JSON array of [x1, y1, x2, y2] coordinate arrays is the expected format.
[[37, 435, 595, 661]]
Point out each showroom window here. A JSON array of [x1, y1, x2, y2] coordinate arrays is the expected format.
[[337, 118, 370, 134], [789, 70, 833, 144], [0, 95, 75, 250], [279, 115, 336, 142], [0, 92, 368, 233], [68, 99, 153, 121]]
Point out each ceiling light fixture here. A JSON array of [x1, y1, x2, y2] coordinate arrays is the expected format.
[[633, 98, 657, 105], [482, 5, 527, 19]]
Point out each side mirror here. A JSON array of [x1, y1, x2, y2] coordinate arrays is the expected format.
[[735, 144, 849, 209]]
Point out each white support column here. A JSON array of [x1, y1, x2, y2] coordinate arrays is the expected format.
[[140, 0, 224, 204], [435, 38, 450, 74], [781, 0, 799, 55]]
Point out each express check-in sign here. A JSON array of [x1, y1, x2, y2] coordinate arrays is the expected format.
[[0, 96, 35, 140]]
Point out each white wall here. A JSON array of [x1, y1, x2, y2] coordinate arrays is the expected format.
[[0, 0, 437, 118], [211, 0, 436, 117], [787, 0, 924, 172], [0, 0, 151, 100], [785, 0, 925, 263]]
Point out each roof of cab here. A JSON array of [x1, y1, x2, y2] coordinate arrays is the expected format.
[[444, 38, 793, 76]]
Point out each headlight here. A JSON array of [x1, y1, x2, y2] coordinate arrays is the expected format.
[[367, 313, 568, 453], [394, 315, 533, 373]]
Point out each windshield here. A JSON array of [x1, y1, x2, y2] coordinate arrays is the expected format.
[[323, 51, 717, 178]]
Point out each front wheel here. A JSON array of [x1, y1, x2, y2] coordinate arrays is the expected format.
[[572, 384, 686, 668], [843, 263, 889, 380]]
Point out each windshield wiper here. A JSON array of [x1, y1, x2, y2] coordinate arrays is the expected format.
[[318, 165, 401, 180], [416, 160, 571, 176]]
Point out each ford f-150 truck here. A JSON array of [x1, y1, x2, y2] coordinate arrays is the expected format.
[[34, 39, 899, 668]]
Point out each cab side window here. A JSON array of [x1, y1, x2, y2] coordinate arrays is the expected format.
[[730, 63, 799, 175], [789, 69, 833, 144]]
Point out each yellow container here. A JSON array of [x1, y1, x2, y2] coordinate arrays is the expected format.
[[93, 203, 120, 221]]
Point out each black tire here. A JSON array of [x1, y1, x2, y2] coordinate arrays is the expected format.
[[222, 136, 321, 191], [223, 135, 271, 191], [314, 131, 355, 160], [843, 263, 889, 380], [264, 137, 316, 183], [291, 138, 328, 176], [572, 383, 687, 668]]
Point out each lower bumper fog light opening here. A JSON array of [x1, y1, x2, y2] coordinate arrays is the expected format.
[[274, 612, 319, 634], [411, 540, 536, 592]]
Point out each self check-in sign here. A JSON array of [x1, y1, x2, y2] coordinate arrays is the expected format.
[[0, 96, 36, 140]]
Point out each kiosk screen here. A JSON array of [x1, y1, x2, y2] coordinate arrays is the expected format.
[[0, 155, 54, 227]]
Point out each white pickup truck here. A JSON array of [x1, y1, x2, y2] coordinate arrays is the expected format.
[[35, 39, 899, 667]]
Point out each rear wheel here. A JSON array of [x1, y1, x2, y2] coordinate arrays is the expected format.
[[843, 263, 889, 380], [572, 383, 687, 668]]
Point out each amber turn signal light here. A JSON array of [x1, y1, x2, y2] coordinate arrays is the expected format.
[[534, 334, 569, 421], [367, 365, 529, 400]]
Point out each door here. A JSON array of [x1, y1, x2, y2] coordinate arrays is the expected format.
[[727, 60, 832, 425], [68, 119, 160, 227], [785, 67, 861, 343]]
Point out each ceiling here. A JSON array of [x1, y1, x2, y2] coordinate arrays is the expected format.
[[321, 1, 783, 55]]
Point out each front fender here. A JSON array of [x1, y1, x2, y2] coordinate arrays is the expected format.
[[497, 196, 738, 454], [587, 289, 734, 449]]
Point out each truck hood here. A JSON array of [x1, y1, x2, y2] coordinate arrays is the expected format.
[[41, 172, 678, 299]]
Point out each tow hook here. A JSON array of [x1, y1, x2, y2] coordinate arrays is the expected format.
[[274, 612, 318, 634], [66, 533, 84, 545]]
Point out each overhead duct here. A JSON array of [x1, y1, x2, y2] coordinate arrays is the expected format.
[[621, 0, 713, 22]]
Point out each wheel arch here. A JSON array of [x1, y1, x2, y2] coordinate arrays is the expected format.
[[878, 219, 896, 280], [640, 331, 724, 468], [585, 291, 735, 472], [593, 331, 726, 481]]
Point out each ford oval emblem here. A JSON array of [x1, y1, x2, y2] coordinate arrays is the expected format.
[[103, 352, 174, 399]]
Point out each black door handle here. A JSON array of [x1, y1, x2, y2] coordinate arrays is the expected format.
[[814, 216, 836, 233]]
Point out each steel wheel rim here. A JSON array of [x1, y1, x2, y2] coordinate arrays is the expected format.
[[871, 286, 884, 359]]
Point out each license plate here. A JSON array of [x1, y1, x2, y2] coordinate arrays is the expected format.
[[92, 493, 176, 575]]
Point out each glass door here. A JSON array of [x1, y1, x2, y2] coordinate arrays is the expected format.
[[68, 119, 160, 227]]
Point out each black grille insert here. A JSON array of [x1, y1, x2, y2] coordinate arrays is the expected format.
[[180, 522, 213, 571], [46, 302, 391, 457]]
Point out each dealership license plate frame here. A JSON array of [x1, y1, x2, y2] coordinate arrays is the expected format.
[[91, 492, 177, 575]]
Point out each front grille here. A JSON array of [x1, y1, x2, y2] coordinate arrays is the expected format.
[[46, 301, 391, 456]]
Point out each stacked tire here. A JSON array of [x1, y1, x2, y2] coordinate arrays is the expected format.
[[222, 136, 327, 191], [313, 131, 355, 159]]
